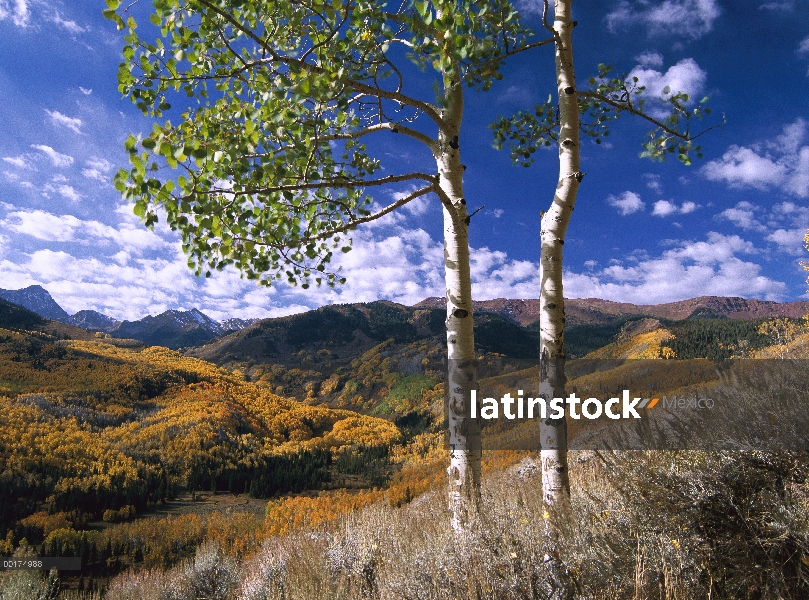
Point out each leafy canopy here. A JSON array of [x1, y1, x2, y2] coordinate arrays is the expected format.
[[106, 0, 540, 288]]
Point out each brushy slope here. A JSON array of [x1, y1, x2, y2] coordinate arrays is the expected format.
[[27, 449, 801, 600]]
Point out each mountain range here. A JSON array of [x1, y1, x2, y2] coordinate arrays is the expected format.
[[415, 296, 809, 326], [2, 283, 808, 353], [0, 285, 258, 349]]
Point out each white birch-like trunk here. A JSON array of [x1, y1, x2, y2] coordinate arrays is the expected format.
[[540, 0, 580, 508], [438, 67, 481, 532]]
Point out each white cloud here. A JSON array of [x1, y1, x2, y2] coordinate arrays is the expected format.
[[496, 85, 533, 105], [82, 169, 107, 183], [0, 205, 548, 320], [0, 208, 171, 252], [492, 209, 504, 218], [627, 58, 707, 117], [403, 195, 430, 216], [513, 0, 543, 16], [607, 191, 645, 215], [703, 118, 809, 197], [799, 35, 809, 56], [82, 157, 114, 183], [716, 201, 766, 232], [766, 228, 807, 255], [606, 0, 721, 39], [79, 87, 92, 95], [31, 144, 74, 167], [652, 199, 699, 216], [86, 157, 113, 172], [564, 232, 785, 304], [652, 200, 677, 216], [760, 1, 795, 9], [716, 200, 809, 255], [48, 10, 85, 35], [56, 185, 81, 202], [635, 50, 664, 67], [703, 146, 788, 189], [0, 0, 30, 27], [45, 110, 83, 135], [2, 155, 34, 169]]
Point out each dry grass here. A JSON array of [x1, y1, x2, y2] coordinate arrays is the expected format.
[[3, 448, 807, 599], [69, 451, 804, 599]]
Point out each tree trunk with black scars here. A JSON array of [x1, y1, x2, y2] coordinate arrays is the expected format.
[[439, 66, 482, 533], [540, 0, 580, 510]]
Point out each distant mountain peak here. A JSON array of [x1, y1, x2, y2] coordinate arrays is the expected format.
[[67, 310, 119, 330], [0, 285, 70, 323]]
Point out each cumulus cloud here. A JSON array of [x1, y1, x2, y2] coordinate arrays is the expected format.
[[45, 110, 83, 134], [31, 144, 73, 167], [716, 201, 766, 232], [715, 200, 809, 256], [766, 228, 807, 255], [0, 208, 170, 252], [652, 199, 699, 216], [0, 0, 30, 27], [627, 58, 707, 118], [607, 191, 645, 215], [564, 232, 786, 304], [606, 0, 721, 39], [0, 198, 546, 321], [703, 118, 809, 197]]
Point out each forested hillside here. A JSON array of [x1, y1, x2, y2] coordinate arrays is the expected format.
[[0, 314, 404, 584]]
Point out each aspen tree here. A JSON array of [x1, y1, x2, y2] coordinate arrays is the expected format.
[[493, 0, 720, 507], [106, 0, 554, 529]]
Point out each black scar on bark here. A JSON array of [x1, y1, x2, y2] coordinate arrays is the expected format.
[[449, 135, 459, 149], [453, 308, 469, 319]]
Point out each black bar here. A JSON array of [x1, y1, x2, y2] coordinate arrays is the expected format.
[[1, 557, 82, 570]]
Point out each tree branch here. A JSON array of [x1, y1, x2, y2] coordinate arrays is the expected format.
[[245, 184, 438, 247], [208, 172, 438, 196], [576, 91, 725, 141], [195, 0, 445, 126], [467, 36, 556, 78], [318, 122, 436, 150]]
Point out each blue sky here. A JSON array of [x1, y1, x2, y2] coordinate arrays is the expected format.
[[0, 0, 807, 322]]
